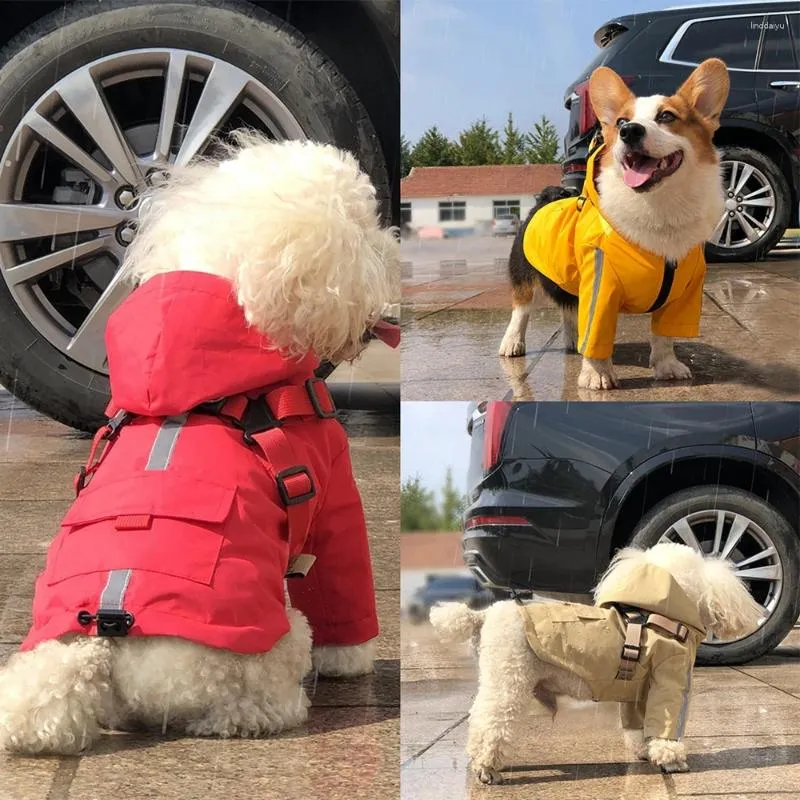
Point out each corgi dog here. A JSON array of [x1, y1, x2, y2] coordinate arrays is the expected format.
[[498, 58, 730, 390]]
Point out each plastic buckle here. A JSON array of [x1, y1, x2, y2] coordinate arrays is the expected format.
[[576, 195, 587, 211], [242, 398, 281, 445], [276, 465, 316, 506], [77, 609, 135, 637], [305, 378, 336, 419], [621, 643, 641, 661], [103, 410, 132, 441], [675, 623, 689, 643]]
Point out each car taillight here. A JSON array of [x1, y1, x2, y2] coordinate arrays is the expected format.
[[483, 401, 512, 471], [465, 515, 530, 529], [562, 163, 585, 174], [575, 75, 634, 135]]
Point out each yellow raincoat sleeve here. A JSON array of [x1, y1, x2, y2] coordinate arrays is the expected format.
[[577, 248, 623, 360], [650, 253, 705, 339], [643, 645, 695, 741]]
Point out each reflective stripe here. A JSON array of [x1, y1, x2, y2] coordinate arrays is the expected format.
[[146, 414, 188, 471], [99, 568, 132, 611], [579, 248, 604, 354], [97, 414, 187, 619], [675, 667, 693, 738]]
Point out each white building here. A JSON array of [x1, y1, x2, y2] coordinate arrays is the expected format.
[[400, 163, 563, 234]]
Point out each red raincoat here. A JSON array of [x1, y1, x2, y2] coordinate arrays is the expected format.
[[21, 272, 379, 654]]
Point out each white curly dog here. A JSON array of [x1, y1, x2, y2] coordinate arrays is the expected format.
[[0, 132, 397, 755], [431, 543, 762, 784]]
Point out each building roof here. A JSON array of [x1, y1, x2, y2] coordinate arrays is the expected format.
[[401, 163, 563, 199]]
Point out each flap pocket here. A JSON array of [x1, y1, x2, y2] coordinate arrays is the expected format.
[[547, 603, 607, 623], [49, 473, 235, 587], [62, 472, 235, 527]]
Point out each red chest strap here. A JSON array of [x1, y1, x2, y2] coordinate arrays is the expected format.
[[203, 378, 335, 556]]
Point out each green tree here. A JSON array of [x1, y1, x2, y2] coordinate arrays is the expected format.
[[401, 475, 441, 532], [501, 112, 525, 165], [401, 134, 413, 177], [410, 126, 459, 167], [439, 467, 467, 531], [524, 115, 562, 164], [457, 118, 502, 166]]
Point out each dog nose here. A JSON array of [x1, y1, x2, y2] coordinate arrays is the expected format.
[[619, 122, 646, 146]]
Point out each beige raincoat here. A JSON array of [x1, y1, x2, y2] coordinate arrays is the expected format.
[[518, 564, 707, 740]]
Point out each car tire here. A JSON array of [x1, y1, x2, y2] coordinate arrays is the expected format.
[[629, 486, 800, 666], [0, 0, 388, 431], [705, 146, 790, 263]]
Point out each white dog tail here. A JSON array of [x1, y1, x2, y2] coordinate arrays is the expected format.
[[429, 603, 486, 643], [0, 637, 115, 755]]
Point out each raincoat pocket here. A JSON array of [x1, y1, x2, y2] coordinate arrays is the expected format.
[[48, 472, 236, 587]]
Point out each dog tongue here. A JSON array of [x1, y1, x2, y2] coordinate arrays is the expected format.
[[623, 158, 657, 188]]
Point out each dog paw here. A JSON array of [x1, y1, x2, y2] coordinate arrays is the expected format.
[[498, 338, 525, 358], [578, 360, 618, 390], [652, 356, 692, 381], [312, 640, 376, 677], [660, 760, 690, 773], [647, 738, 689, 773], [476, 766, 503, 785]]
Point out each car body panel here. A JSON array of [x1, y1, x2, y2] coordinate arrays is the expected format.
[[463, 403, 800, 594]]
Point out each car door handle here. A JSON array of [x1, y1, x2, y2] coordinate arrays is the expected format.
[[769, 81, 800, 90]]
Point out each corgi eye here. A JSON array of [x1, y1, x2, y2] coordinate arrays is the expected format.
[[615, 117, 629, 128], [657, 111, 677, 123]]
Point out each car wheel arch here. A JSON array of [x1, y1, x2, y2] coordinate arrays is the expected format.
[[597, 445, 800, 570]]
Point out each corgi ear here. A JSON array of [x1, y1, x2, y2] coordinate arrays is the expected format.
[[677, 58, 730, 124], [588, 67, 635, 128]]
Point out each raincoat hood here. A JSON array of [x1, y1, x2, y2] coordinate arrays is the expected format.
[[595, 562, 707, 635], [106, 272, 318, 417]]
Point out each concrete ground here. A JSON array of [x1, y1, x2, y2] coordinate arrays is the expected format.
[[401, 620, 800, 800], [400, 237, 800, 401], [0, 349, 399, 800]]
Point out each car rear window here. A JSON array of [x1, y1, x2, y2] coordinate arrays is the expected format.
[[758, 14, 798, 71], [671, 15, 763, 69]]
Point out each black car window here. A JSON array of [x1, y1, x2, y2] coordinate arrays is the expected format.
[[672, 16, 762, 69], [758, 15, 798, 71]]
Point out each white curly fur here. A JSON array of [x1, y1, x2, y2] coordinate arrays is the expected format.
[[312, 640, 377, 677], [431, 543, 762, 784], [0, 609, 313, 755], [0, 134, 389, 755], [122, 130, 399, 362]]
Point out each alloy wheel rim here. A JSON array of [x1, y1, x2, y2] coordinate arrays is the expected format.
[[658, 508, 782, 646], [709, 159, 776, 251], [0, 49, 306, 374]]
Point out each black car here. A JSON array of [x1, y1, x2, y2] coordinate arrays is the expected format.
[[0, 0, 399, 431], [561, 2, 800, 263], [462, 401, 800, 665], [407, 573, 493, 624]]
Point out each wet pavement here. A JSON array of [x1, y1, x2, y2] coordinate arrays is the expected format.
[[0, 372, 400, 800], [401, 237, 800, 401], [401, 620, 800, 800]]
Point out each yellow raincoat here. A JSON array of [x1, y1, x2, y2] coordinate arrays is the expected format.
[[518, 564, 706, 741], [522, 145, 706, 360]]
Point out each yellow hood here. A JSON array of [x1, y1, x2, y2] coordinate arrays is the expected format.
[[595, 562, 707, 635]]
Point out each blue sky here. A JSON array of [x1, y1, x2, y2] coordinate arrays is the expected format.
[[401, 0, 719, 145], [401, 402, 472, 495]]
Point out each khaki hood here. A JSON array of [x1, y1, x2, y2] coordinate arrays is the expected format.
[[595, 562, 707, 635]]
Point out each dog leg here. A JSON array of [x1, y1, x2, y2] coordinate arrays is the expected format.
[[0, 636, 115, 755], [312, 639, 376, 677], [499, 281, 533, 357], [650, 334, 692, 381], [561, 305, 578, 353], [645, 738, 690, 773], [620, 701, 646, 757], [466, 602, 535, 785], [577, 357, 618, 389]]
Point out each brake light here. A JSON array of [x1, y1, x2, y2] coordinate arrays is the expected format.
[[562, 163, 585, 174], [575, 75, 634, 135], [465, 515, 531, 529], [483, 401, 512, 470]]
